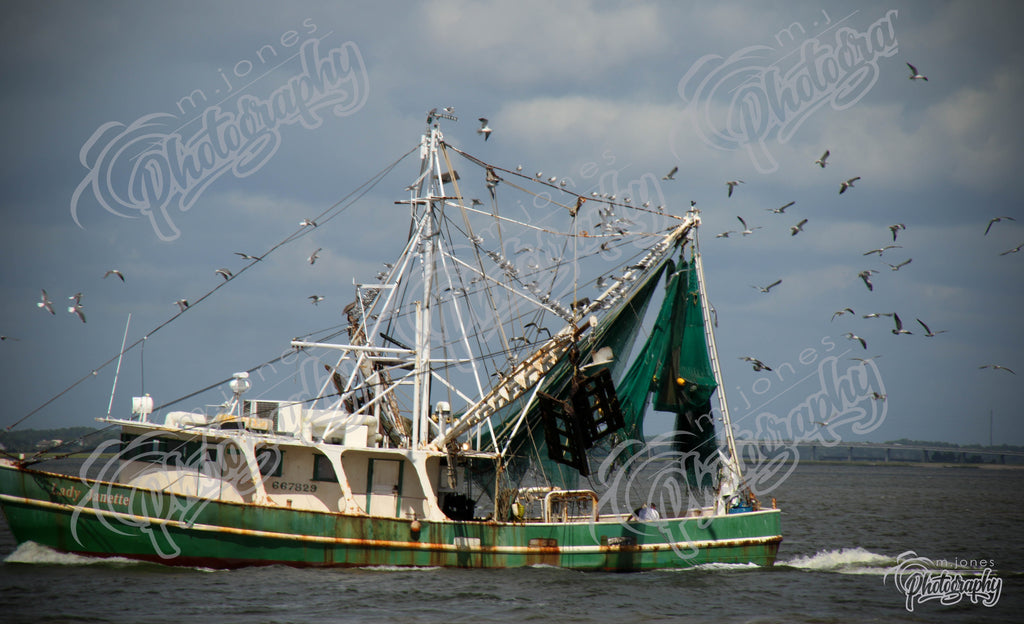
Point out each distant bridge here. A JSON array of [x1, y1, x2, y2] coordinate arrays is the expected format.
[[733, 440, 1024, 465]]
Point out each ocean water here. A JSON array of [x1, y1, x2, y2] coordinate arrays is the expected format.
[[1, 463, 1021, 623]]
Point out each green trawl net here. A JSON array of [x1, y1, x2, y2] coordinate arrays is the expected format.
[[613, 255, 718, 486]]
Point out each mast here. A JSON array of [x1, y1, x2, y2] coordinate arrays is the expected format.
[[689, 208, 743, 480]]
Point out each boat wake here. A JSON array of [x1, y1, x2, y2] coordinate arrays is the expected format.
[[3, 541, 215, 571], [780, 547, 895, 575]]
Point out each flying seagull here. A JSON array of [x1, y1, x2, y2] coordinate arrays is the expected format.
[[984, 216, 1015, 235], [477, 118, 492, 141], [103, 269, 125, 282], [871, 392, 887, 401], [67, 293, 86, 323], [662, 166, 678, 181], [736, 216, 761, 236], [862, 312, 894, 319], [751, 279, 782, 293], [885, 258, 912, 271], [215, 268, 233, 281], [37, 289, 55, 315], [844, 332, 868, 349], [906, 62, 927, 81], [815, 150, 830, 168], [999, 243, 1024, 256], [864, 245, 902, 256], [299, 218, 317, 228], [235, 252, 262, 261], [979, 364, 1015, 374], [726, 180, 744, 197], [858, 270, 878, 292], [308, 248, 321, 265], [831, 307, 855, 321], [839, 177, 861, 194], [916, 318, 947, 337], [740, 356, 773, 372], [889, 223, 906, 242], [891, 313, 912, 335], [175, 299, 189, 312], [308, 295, 325, 306], [767, 201, 795, 214], [790, 218, 808, 236], [715, 230, 736, 239]]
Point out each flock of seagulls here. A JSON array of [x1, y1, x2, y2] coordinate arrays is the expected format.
[[34, 273, 126, 324], [709, 60, 1019, 389]]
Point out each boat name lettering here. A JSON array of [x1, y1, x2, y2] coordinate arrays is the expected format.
[[92, 491, 131, 507], [50, 484, 82, 501]]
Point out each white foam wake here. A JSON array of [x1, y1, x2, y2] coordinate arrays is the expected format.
[[782, 547, 895, 575]]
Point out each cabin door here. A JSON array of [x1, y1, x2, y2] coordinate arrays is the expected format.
[[366, 459, 403, 517]]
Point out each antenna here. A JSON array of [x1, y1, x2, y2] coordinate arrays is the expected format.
[[107, 314, 132, 418]]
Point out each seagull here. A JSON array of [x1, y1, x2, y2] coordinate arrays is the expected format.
[[175, 299, 189, 312], [477, 118, 492, 141], [885, 258, 912, 271], [37, 289, 55, 315], [470, 198, 483, 207], [863, 245, 902, 256], [790, 218, 808, 236], [916, 318, 946, 337], [726, 180, 744, 197], [308, 295, 325, 306], [850, 355, 882, 363], [662, 166, 678, 181], [767, 201, 795, 214], [67, 293, 86, 323], [300, 218, 317, 228], [0, 335, 19, 342], [906, 62, 927, 81], [888, 223, 907, 242], [235, 252, 262, 261], [839, 177, 860, 194], [815, 150, 830, 168], [740, 356, 772, 372], [871, 392, 887, 401], [984, 216, 1015, 235], [736, 216, 761, 236], [103, 269, 125, 282], [308, 248, 321, 265], [751, 279, 782, 293], [979, 364, 1015, 374], [999, 243, 1024, 256], [831, 307, 855, 321], [858, 270, 878, 291], [715, 230, 735, 238], [844, 332, 868, 349], [891, 313, 912, 335], [215, 268, 233, 280], [525, 322, 552, 339], [862, 312, 894, 319]]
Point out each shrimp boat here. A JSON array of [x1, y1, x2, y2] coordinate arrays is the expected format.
[[0, 113, 781, 570]]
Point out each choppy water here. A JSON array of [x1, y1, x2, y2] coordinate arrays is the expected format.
[[2, 463, 1022, 623]]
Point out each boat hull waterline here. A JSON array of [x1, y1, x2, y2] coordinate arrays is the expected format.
[[0, 461, 781, 570]]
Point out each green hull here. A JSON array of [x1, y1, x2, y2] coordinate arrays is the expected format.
[[0, 462, 781, 570]]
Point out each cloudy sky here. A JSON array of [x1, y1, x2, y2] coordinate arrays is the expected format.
[[1, 1, 1022, 447]]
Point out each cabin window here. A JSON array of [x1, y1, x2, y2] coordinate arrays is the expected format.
[[256, 447, 283, 477], [312, 453, 337, 482]]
